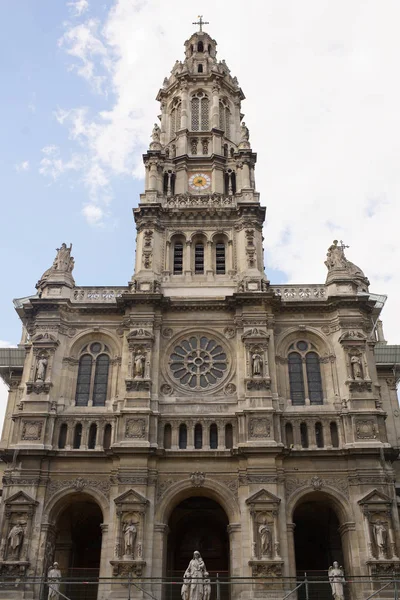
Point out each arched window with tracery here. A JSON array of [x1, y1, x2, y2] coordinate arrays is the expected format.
[[75, 342, 111, 407], [170, 99, 181, 138], [191, 92, 209, 131], [288, 341, 324, 405]]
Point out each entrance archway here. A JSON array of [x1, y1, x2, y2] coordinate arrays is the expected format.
[[54, 494, 103, 600], [293, 493, 344, 574], [167, 496, 230, 599]]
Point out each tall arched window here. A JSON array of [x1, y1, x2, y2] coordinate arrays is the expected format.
[[173, 242, 183, 274], [330, 422, 339, 448], [210, 424, 218, 449], [306, 352, 323, 404], [75, 343, 111, 407], [195, 243, 204, 274], [103, 423, 112, 450], [170, 100, 181, 138], [288, 352, 305, 405], [197, 41, 204, 52], [191, 92, 209, 131], [194, 424, 203, 449], [225, 424, 233, 449], [197, 64, 203, 73], [315, 422, 324, 448], [58, 423, 68, 449], [164, 424, 172, 449], [285, 423, 294, 447], [300, 423, 308, 448], [219, 100, 231, 138], [179, 424, 187, 449], [88, 423, 97, 449], [287, 341, 324, 405], [73, 423, 82, 449], [215, 243, 226, 274]]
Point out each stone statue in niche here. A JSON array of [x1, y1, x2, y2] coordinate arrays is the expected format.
[[182, 550, 207, 600], [240, 121, 250, 141], [328, 562, 345, 600], [151, 123, 161, 143], [7, 521, 25, 559], [373, 520, 388, 558], [123, 520, 137, 558], [258, 519, 272, 557], [350, 355, 363, 380], [133, 351, 146, 379], [251, 353, 263, 377], [47, 562, 62, 600], [35, 356, 48, 382]]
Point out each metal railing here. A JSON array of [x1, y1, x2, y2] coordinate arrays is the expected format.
[[0, 573, 398, 600]]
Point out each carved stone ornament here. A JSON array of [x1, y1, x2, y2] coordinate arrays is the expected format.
[[190, 472, 205, 487], [47, 477, 111, 499], [21, 420, 43, 441], [26, 381, 52, 395], [125, 379, 151, 392], [246, 490, 281, 562], [355, 419, 378, 440], [1, 491, 38, 566], [358, 489, 398, 561], [249, 418, 271, 439], [249, 561, 283, 578], [113, 489, 148, 572], [125, 418, 146, 439]]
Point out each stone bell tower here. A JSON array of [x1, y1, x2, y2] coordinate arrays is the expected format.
[[132, 22, 267, 296]]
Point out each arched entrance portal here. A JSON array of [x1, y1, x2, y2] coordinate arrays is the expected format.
[[54, 494, 103, 600], [167, 497, 230, 599]]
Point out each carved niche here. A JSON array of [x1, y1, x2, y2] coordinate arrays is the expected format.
[[26, 333, 59, 394], [246, 489, 283, 577], [242, 328, 271, 391], [111, 489, 149, 578], [339, 331, 372, 393], [0, 491, 38, 577], [358, 489, 399, 572], [125, 329, 154, 392]]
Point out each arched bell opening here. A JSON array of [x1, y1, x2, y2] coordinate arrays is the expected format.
[[52, 494, 103, 600], [166, 496, 230, 599]]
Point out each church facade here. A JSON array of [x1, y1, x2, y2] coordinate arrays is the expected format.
[[0, 25, 400, 600]]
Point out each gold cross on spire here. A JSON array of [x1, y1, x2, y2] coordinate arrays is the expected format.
[[192, 15, 209, 32]]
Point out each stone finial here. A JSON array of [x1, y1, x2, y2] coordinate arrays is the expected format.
[[324, 240, 369, 292], [36, 243, 75, 291]]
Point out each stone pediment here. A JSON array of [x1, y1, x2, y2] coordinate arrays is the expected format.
[[339, 331, 366, 343], [358, 489, 392, 507], [246, 488, 281, 507], [241, 328, 269, 341], [127, 329, 154, 341], [5, 491, 38, 507], [114, 489, 149, 512]]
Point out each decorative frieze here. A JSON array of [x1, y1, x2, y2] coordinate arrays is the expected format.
[[125, 419, 147, 439]]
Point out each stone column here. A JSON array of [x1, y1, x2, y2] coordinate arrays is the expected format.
[[206, 240, 213, 277], [99, 523, 111, 598], [286, 522, 296, 577], [180, 86, 189, 130], [227, 523, 241, 577], [149, 161, 158, 190], [171, 423, 179, 450], [211, 85, 220, 129], [184, 241, 192, 276], [217, 423, 224, 450], [187, 422, 194, 450], [153, 524, 169, 597], [241, 159, 251, 188], [227, 240, 233, 274]]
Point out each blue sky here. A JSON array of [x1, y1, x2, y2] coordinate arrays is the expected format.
[[1, 0, 400, 350]]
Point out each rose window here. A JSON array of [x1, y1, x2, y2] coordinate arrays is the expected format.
[[169, 336, 228, 390]]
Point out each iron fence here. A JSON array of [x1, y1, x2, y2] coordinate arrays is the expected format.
[[0, 573, 398, 600]]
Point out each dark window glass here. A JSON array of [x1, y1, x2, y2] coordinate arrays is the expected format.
[[58, 423, 67, 449], [179, 424, 187, 449], [103, 424, 112, 450], [164, 424, 172, 449], [75, 354, 92, 406], [225, 424, 233, 449], [216, 243, 226, 274], [197, 41, 204, 52], [88, 423, 97, 449], [195, 243, 204, 274], [173, 243, 183, 274], [198, 64, 203, 73], [288, 352, 305, 405], [210, 424, 218, 449], [300, 423, 308, 448], [297, 341, 308, 351], [92, 354, 109, 406], [194, 424, 203, 449], [306, 352, 323, 404], [73, 423, 82, 449], [285, 423, 294, 447], [330, 422, 339, 448], [315, 422, 324, 448]]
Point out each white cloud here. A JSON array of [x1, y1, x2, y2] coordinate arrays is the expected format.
[[41, 0, 400, 342], [82, 203, 105, 225], [39, 145, 81, 180], [15, 160, 30, 172], [67, 0, 89, 17]]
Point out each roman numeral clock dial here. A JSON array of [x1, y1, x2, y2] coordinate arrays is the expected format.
[[188, 172, 211, 192]]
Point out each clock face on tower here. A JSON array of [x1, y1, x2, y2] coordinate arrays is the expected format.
[[188, 172, 211, 192]]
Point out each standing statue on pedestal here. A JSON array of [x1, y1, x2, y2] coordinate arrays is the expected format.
[[240, 121, 250, 142], [7, 522, 24, 559], [350, 355, 363, 380], [47, 562, 61, 600], [373, 521, 388, 558], [151, 123, 161, 143], [252, 353, 263, 377], [133, 352, 146, 379], [35, 356, 48, 382], [258, 520, 272, 557], [36, 243, 75, 290], [328, 562, 345, 600], [182, 550, 206, 600], [123, 520, 137, 558]]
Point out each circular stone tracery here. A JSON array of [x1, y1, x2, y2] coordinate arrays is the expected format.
[[169, 335, 228, 390]]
